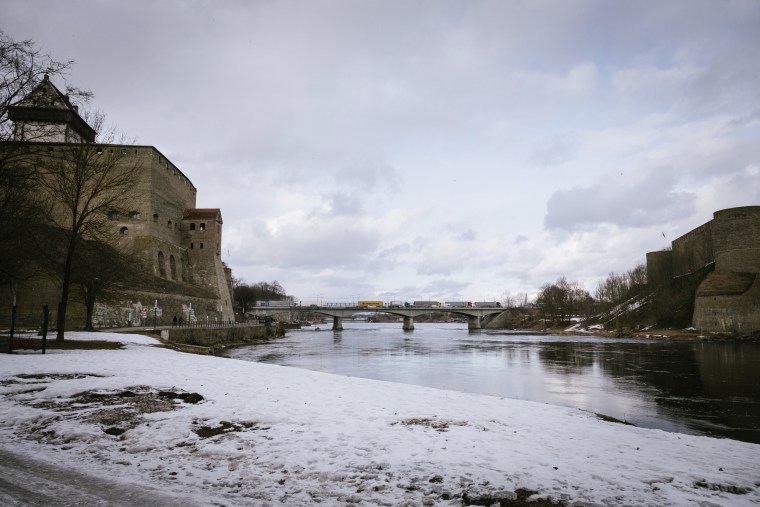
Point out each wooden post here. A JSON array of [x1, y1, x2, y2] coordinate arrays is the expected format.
[[41, 305, 49, 354]]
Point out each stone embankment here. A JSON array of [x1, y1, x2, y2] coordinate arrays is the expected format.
[[160, 324, 272, 355]]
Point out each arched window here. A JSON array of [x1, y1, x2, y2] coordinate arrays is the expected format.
[[130, 211, 141, 220], [167, 220, 173, 229], [109, 211, 119, 220], [158, 251, 166, 278], [153, 213, 159, 222], [170, 255, 177, 280], [119, 226, 129, 235]]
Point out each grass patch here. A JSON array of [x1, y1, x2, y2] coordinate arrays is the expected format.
[[392, 417, 468, 432], [464, 488, 566, 506], [192, 419, 268, 439], [7, 339, 124, 350]]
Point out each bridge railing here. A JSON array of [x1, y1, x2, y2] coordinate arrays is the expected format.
[[171, 319, 260, 329]]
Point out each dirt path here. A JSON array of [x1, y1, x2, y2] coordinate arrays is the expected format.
[[0, 447, 201, 506]]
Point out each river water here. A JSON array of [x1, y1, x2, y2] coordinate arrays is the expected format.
[[225, 322, 760, 444]]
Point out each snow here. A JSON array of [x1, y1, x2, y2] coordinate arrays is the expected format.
[[1, 332, 759, 506]]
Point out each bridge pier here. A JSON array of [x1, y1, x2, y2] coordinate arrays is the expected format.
[[332, 316, 343, 331], [403, 316, 415, 331], [467, 315, 481, 331]]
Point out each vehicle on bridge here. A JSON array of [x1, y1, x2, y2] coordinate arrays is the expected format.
[[255, 300, 298, 308], [445, 301, 473, 308], [358, 300, 384, 308], [413, 301, 441, 307], [472, 301, 502, 308]]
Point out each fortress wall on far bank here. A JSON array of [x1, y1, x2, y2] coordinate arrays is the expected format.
[[712, 206, 760, 273], [646, 250, 673, 286], [671, 221, 714, 277], [644, 206, 760, 335], [693, 275, 760, 335]]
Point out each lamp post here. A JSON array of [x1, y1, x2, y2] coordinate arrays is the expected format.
[[153, 299, 158, 330]]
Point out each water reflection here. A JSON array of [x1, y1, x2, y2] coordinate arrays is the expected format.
[[224, 322, 760, 443]]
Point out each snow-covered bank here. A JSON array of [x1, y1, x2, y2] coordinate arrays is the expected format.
[[1, 332, 758, 506]]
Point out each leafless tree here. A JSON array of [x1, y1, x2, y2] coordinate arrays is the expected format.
[[0, 30, 91, 290], [536, 277, 591, 325], [37, 114, 139, 340], [0, 30, 91, 141]]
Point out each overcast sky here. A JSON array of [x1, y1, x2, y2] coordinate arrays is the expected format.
[[5, 1, 760, 304]]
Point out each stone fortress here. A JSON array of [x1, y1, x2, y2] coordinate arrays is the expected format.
[[2, 76, 235, 327], [647, 206, 760, 335]]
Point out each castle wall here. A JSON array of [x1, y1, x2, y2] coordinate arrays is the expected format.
[[644, 206, 760, 336], [91, 290, 234, 328], [646, 250, 673, 286], [106, 146, 197, 278], [671, 221, 714, 277], [712, 206, 760, 273], [693, 276, 760, 335]]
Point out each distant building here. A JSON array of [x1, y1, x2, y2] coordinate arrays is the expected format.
[[646, 206, 760, 335], [1, 75, 235, 327]]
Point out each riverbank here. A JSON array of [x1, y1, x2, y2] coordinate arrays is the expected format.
[[1, 331, 758, 506]]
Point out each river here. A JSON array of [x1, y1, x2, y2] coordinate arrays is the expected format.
[[224, 322, 760, 444]]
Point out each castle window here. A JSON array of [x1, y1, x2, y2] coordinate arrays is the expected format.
[[121, 148, 127, 155], [130, 211, 140, 220], [190, 223, 196, 231], [109, 211, 119, 220], [158, 251, 166, 278], [200, 223, 206, 231], [170, 255, 177, 280], [200, 243, 204, 249], [190, 243, 194, 249], [168, 220, 173, 228], [120, 226, 129, 235], [153, 213, 159, 222]]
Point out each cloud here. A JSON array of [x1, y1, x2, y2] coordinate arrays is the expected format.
[[530, 134, 578, 168], [544, 169, 696, 229], [5, 0, 760, 302], [421, 279, 471, 299]]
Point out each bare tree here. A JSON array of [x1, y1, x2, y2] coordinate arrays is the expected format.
[[0, 31, 91, 290], [0, 30, 91, 141], [37, 115, 139, 340], [70, 239, 145, 331], [536, 277, 590, 325]]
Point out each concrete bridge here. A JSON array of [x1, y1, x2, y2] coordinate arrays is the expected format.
[[247, 305, 505, 331]]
